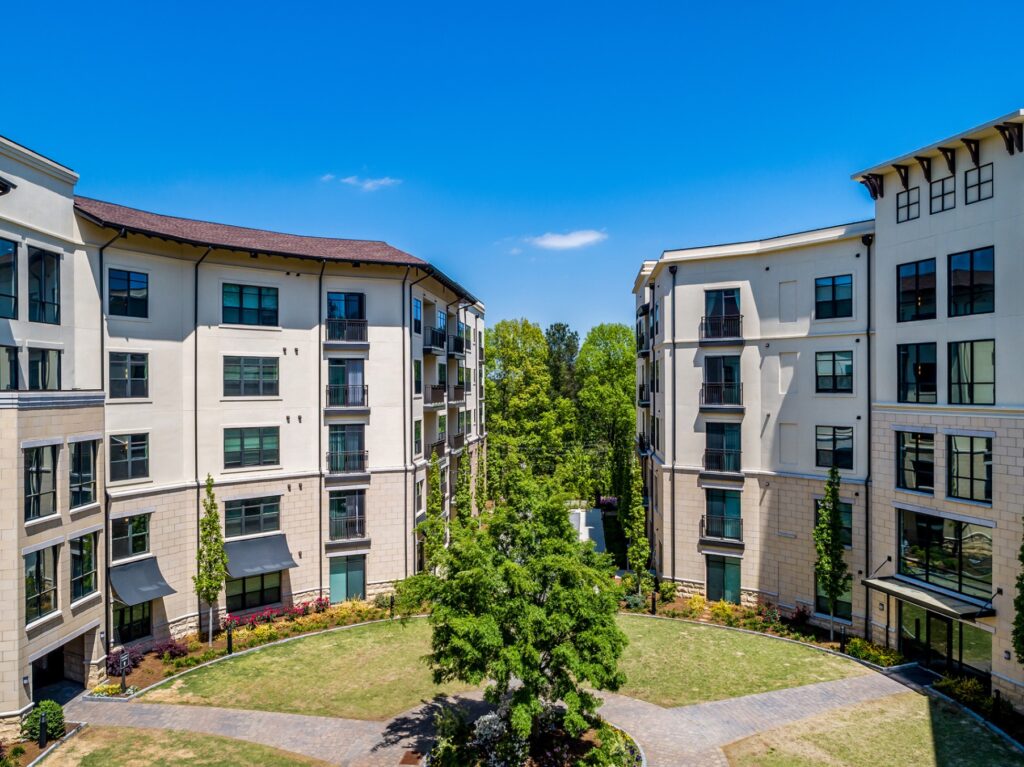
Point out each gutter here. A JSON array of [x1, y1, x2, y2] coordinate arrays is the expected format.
[[317, 259, 327, 597], [97, 229, 126, 389], [862, 233, 874, 640], [193, 246, 212, 635], [668, 265, 678, 581], [406, 270, 431, 575]]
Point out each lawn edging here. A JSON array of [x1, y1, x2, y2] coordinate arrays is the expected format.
[[25, 721, 87, 766], [922, 681, 1024, 756]]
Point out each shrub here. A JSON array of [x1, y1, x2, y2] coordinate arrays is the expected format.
[[623, 593, 646, 611], [105, 645, 143, 676], [685, 594, 707, 618], [845, 637, 904, 667], [0, 741, 25, 767], [709, 600, 739, 626], [933, 674, 1012, 721], [658, 580, 678, 604], [312, 596, 331, 613], [21, 700, 63, 741], [152, 638, 189, 662], [90, 683, 123, 697], [789, 604, 812, 628], [186, 637, 202, 653], [372, 592, 393, 610]]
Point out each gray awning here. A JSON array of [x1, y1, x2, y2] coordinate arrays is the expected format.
[[863, 576, 994, 621], [109, 557, 175, 607], [225, 534, 298, 579]]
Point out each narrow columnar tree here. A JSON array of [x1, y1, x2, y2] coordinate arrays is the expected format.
[[814, 466, 851, 641], [419, 450, 446, 572], [1012, 513, 1024, 662], [454, 451, 473, 522], [193, 474, 228, 646], [623, 454, 650, 593]]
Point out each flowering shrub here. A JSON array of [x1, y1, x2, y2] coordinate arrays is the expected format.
[[709, 600, 739, 626], [152, 638, 189, 660], [845, 637, 904, 667], [90, 683, 137, 697], [106, 645, 144, 676]]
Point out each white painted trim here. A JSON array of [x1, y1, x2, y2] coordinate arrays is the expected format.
[[25, 513, 62, 530], [20, 436, 64, 449], [894, 501, 995, 528], [22, 535, 65, 556], [109, 505, 155, 520], [67, 432, 103, 444], [943, 427, 996, 439], [326, 548, 370, 558], [892, 423, 936, 434], [69, 591, 103, 611], [69, 501, 101, 515], [28, 619, 102, 663], [110, 552, 154, 567], [72, 523, 105, 538]]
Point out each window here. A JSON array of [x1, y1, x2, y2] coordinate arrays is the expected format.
[[0, 237, 15, 319], [1, 346, 16, 390], [327, 292, 365, 320], [702, 288, 740, 337], [328, 424, 365, 472], [224, 427, 280, 468], [327, 358, 365, 406], [413, 298, 422, 334], [112, 514, 149, 560], [815, 576, 852, 621], [28, 247, 60, 324], [25, 546, 58, 623], [896, 432, 934, 494], [71, 532, 98, 601], [899, 508, 992, 598], [109, 352, 148, 398], [414, 419, 422, 455], [815, 275, 853, 319], [705, 422, 740, 472], [947, 435, 992, 503], [704, 489, 741, 540], [110, 433, 149, 481], [437, 310, 447, 332], [113, 601, 151, 643], [225, 496, 280, 538], [897, 259, 936, 322], [438, 362, 447, 385], [414, 360, 422, 395], [108, 268, 148, 317], [415, 479, 424, 513], [897, 343, 937, 404], [222, 283, 278, 326], [329, 490, 365, 540], [948, 340, 995, 405], [965, 163, 993, 204], [703, 355, 740, 404], [438, 414, 448, 440], [70, 441, 97, 508], [226, 571, 281, 612], [706, 555, 740, 604], [815, 498, 853, 548], [815, 351, 853, 393], [815, 426, 853, 470], [948, 247, 994, 317], [930, 175, 955, 213], [28, 348, 60, 390], [896, 186, 920, 223], [25, 445, 58, 521], [223, 357, 278, 397]]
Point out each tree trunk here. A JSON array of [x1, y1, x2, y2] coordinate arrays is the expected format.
[[208, 605, 214, 646]]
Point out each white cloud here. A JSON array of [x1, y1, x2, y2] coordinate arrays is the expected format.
[[509, 247, 522, 255], [527, 229, 608, 250], [319, 173, 335, 182], [339, 175, 403, 191]]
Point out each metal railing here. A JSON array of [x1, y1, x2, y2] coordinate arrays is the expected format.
[[449, 384, 466, 402], [329, 514, 366, 540], [703, 448, 741, 473], [638, 383, 650, 404], [700, 382, 743, 406], [428, 438, 447, 458], [700, 314, 743, 340], [424, 327, 447, 352], [701, 514, 743, 541], [326, 384, 368, 407], [637, 434, 651, 452], [636, 334, 650, 354], [326, 450, 368, 474], [449, 431, 465, 450], [448, 335, 465, 356], [326, 318, 368, 342], [425, 384, 447, 405]]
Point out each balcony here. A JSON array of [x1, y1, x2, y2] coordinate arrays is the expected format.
[[424, 384, 447, 408], [448, 335, 466, 358], [326, 319, 368, 343], [702, 448, 741, 475], [637, 434, 651, 453], [636, 334, 651, 356], [329, 514, 366, 541], [326, 384, 368, 409], [638, 383, 651, 406], [428, 438, 447, 458], [449, 431, 465, 451], [699, 382, 743, 411], [700, 514, 743, 543], [699, 315, 743, 345], [449, 384, 466, 405], [326, 450, 368, 475], [424, 327, 447, 354]]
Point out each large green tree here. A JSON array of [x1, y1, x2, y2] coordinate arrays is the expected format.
[[544, 321, 580, 401], [814, 466, 851, 641]]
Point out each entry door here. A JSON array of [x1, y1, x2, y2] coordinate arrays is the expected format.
[[330, 555, 366, 603], [927, 612, 953, 673]]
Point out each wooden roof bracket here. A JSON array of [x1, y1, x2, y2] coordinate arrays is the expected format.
[[961, 138, 980, 167], [938, 146, 957, 175], [914, 156, 932, 182], [995, 122, 1023, 155], [892, 164, 910, 190]]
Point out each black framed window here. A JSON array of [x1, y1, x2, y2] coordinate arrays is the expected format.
[[25, 546, 58, 623], [223, 356, 279, 397], [815, 426, 853, 469], [113, 601, 151, 643], [896, 187, 920, 223], [897, 343, 937, 404], [226, 571, 281, 612], [965, 163, 993, 205], [930, 175, 955, 214], [329, 489, 366, 540], [815, 499, 853, 547], [414, 360, 422, 395], [413, 298, 422, 334], [327, 292, 365, 320], [222, 283, 278, 326], [815, 351, 853, 393], [414, 419, 422, 455], [815, 576, 852, 621], [110, 433, 149, 481], [814, 275, 852, 319], [109, 352, 148, 398], [896, 432, 934, 494], [224, 496, 280, 538], [0, 237, 15, 319], [947, 435, 992, 503], [28, 348, 60, 390], [706, 554, 740, 604], [70, 440, 97, 508], [108, 268, 149, 317], [28, 247, 60, 324], [948, 247, 994, 317], [2, 345, 17, 390], [897, 259, 936, 322], [71, 532, 98, 601], [224, 426, 280, 468], [25, 445, 58, 521], [948, 340, 995, 405], [899, 508, 991, 598], [111, 514, 149, 560]]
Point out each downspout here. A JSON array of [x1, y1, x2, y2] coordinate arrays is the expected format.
[[861, 233, 874, 640], [398, 265, 410, 577], [193, 246, 211, 635], [407, 270, 431, 575], [98, 228, 125, 390], [317, 259, 327, 597], [668, 265, 678, 581]]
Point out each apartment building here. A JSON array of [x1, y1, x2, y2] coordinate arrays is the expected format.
[[0, 135, 485, 734], [636, 107, 1024, 706]]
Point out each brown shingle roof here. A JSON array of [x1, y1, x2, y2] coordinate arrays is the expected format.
[[74, 196, 427, 267]]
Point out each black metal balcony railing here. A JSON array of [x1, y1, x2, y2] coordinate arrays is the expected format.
[[425, 384, 447, 405], [700, 314, 743, 340], [449, 431, 465, 450], [449, 384, 465, 403], [637, 434, 651, 453], [700, 382, 743, 407], [638, 383, 651, 404], [703, 448, 742, 474], [326, 318, 368, 342], [326, 450, 368, 474], [636, 334, 650, 354], [428, 438, 447, 458], [330, 514, 366, 540], [448, 335, 465, 356], [326, 384, 368, 407], [701, 514, 743, 541], [425, 327, 447, 352]]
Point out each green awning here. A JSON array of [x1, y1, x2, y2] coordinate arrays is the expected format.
[[863, 576, 993, 621]]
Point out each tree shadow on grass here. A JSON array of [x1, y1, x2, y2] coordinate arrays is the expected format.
[[372, 693, 492, 756]]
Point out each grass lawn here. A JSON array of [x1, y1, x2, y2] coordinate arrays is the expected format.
[[724, 691, 1024, 767], [46, 726, 329, 767], [145, 618, 473, 720], [616, 613, 865, 707]]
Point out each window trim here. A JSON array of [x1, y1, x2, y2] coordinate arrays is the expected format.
[[226, 571, 282, 612], [1, 344, 18, 391], [109, 433, 150, 483], [0, 237, 16, 320], [896, 186, 920, 223], [896, 258, 937, 323], [896, 431, 935, 495], [947, 247, 994, 318], [71, 532, 99, 602], [929, 175, 956, 214], [25, 545, 59, 624], [109, 351, 149, 399], [946, 434, 992, 504], [223, 356, 280, 398], [224, 496, 281, 538], [814, 274, 853, 320], [27, 246, 60, 325], [222, 282, 279, 327], [111, 514, 151, 561], [107, 267, 150, 319], [69, 440, 98, 509], [113, 600, 152, 643], [897, 507, 992, 597], [329, 489, 366, 541], [28, 347, 61, 391], [947, 339, 995, 406], [964, 162, 993, 205], [815, 425, 854, 470], [412, 298, 422, 334], [814, 350, 854, 394], [897, 342, 937, 404], [223, 426, 281, 469], [25, 444, 59, 522]]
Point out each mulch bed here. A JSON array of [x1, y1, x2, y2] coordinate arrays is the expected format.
[[11, 723, 78, 764]]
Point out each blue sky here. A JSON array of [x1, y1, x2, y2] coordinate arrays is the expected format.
[[5, 2, 1021, 333]]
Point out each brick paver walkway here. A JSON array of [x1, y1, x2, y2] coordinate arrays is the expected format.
[[66, 672, 906, 766]]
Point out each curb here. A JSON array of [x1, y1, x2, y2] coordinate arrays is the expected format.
[[923, 684, 1024, 756], [25, 722, 87, 766]]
